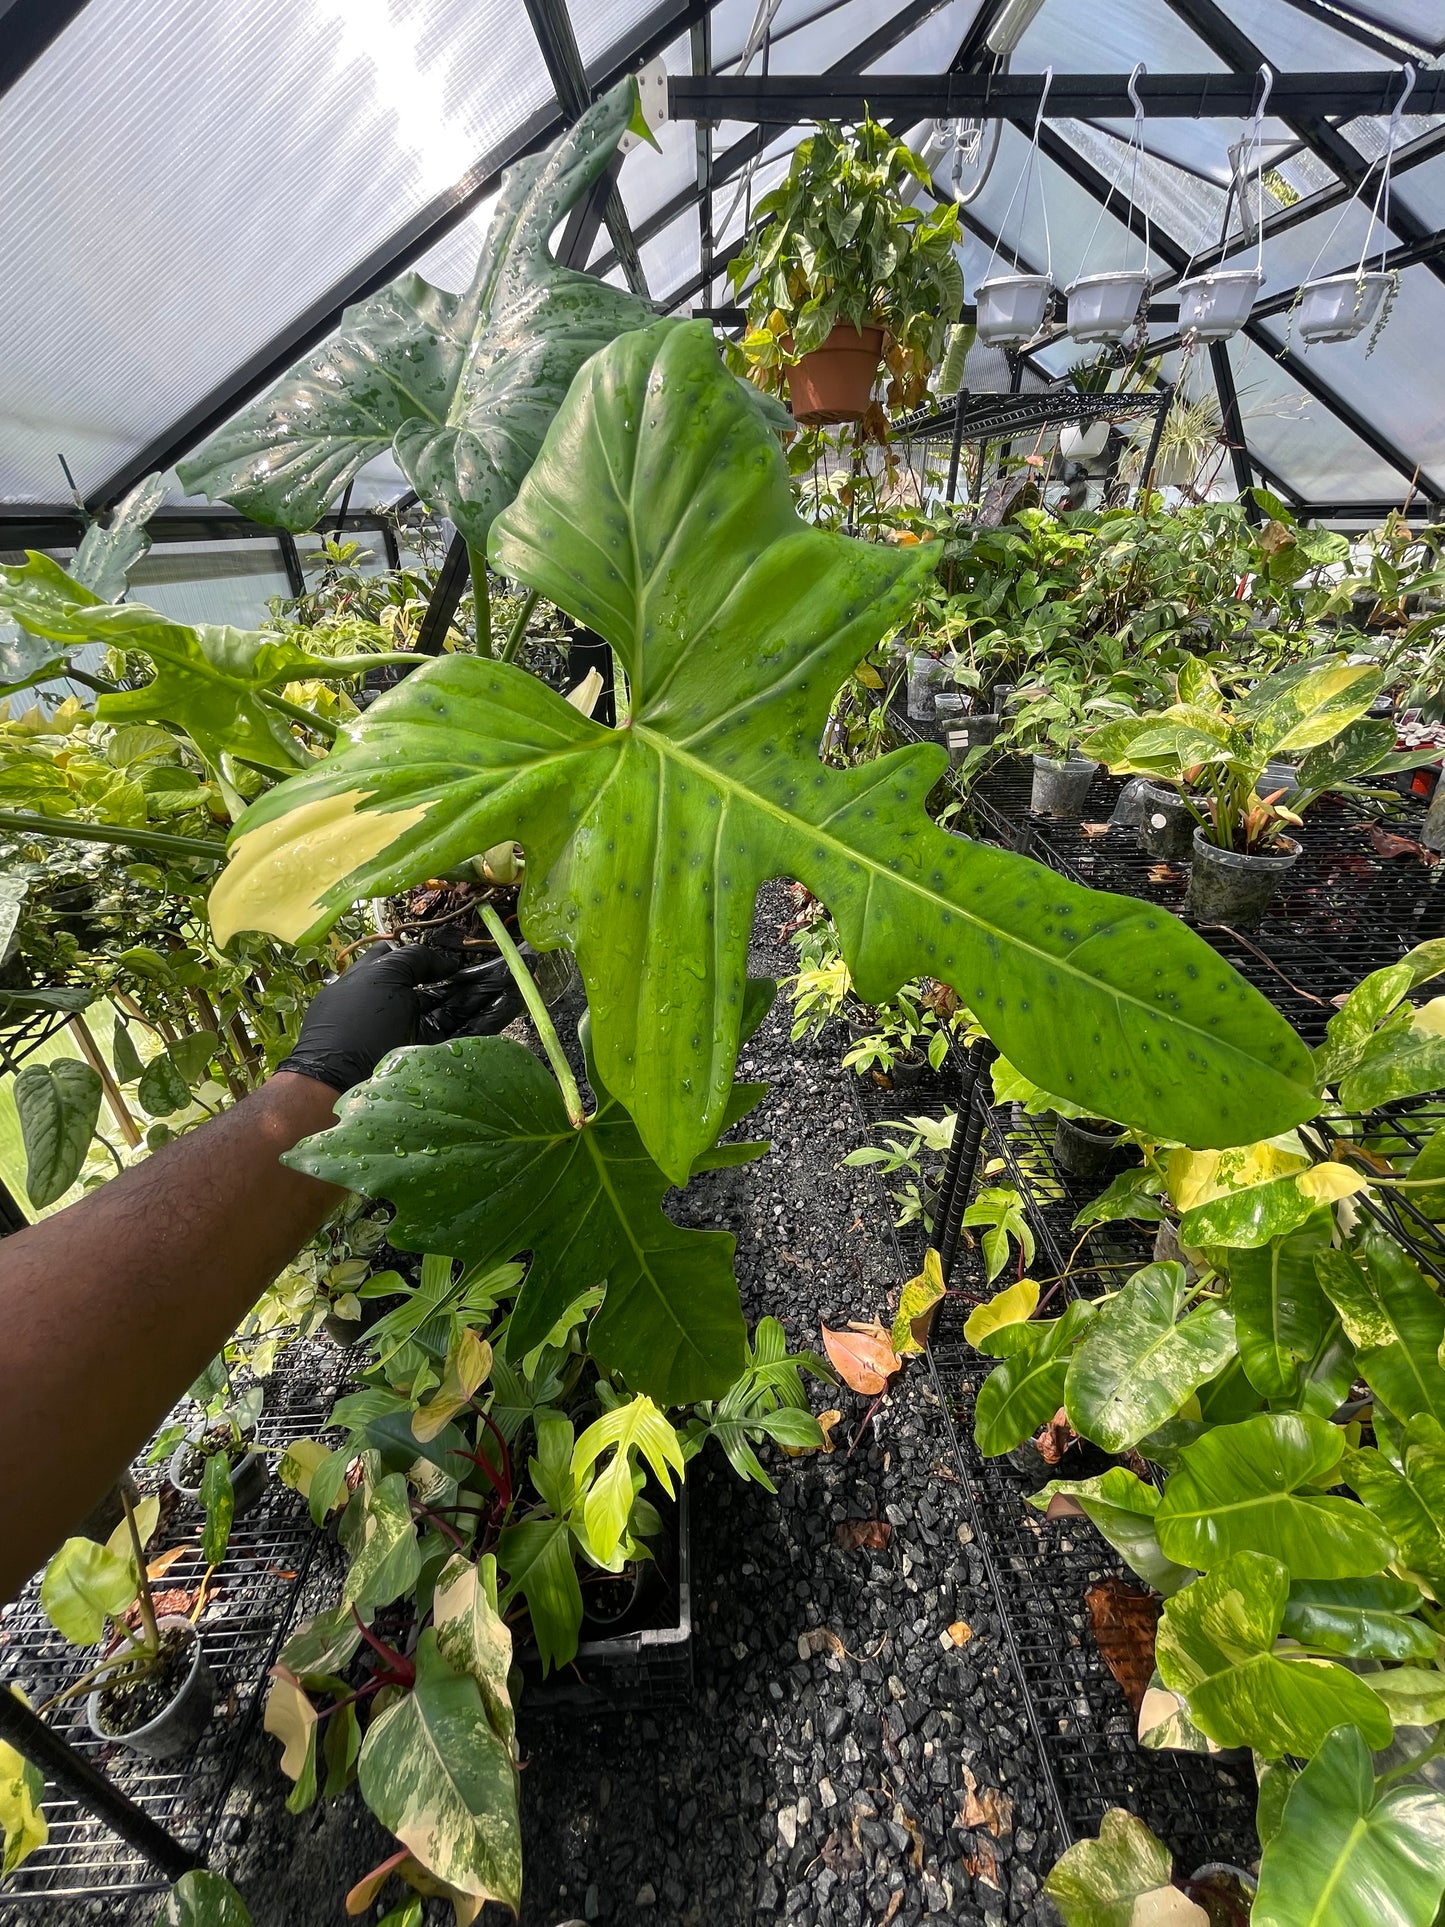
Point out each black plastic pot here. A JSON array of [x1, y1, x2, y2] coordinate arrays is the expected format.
[[581, 1561, 647, 1632], [170, 1423, 267, 1517], [1186, 828, 1300, 927], [887, 1049, 931, 1089], [990, 682, 1016, 713], [87, 1617, 214, 1760], [1136, 783, 1197, 860], [1030, 754, 1098, 819], [1053, 1115, 1125, 1178]]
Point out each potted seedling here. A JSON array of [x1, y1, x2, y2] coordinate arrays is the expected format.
[[991, 1057, 1127, 1178], [170, 1377, 267, 1527], [39, 1494, 214, 1760], [1007, 672, 1130, 819], [727, 116, 962, 427], [1084, 654, 1422, 925]]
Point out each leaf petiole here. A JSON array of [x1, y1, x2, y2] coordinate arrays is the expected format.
[[479, 905, 586, 1127]]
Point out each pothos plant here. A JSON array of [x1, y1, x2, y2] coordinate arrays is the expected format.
[[965, 940, 1445, 1925]]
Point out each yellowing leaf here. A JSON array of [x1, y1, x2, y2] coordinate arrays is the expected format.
[[264, 1667, 318, 1784], [210, 789, 429, 948], [412, 1329, 493, 1443], [820, 1322, 901, 1396], [1167, 1136, 1309, 1214], [964, 1277, 1041, 1348], [277, 1438, 333, 1499], [1296, 1162, 1368, 1204], [0, 1690, 46, 1875], [891, 1248, 945, 1356]]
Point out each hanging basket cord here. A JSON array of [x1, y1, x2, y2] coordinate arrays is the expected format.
[[1176, 62, 1272, 296], [1298, 60, 1416, 292], [982, 65, 1054, 284], [1076, 62, 1152, 284]]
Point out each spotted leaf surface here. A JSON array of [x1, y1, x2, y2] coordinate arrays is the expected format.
[[210, 320, 1316, 1181]]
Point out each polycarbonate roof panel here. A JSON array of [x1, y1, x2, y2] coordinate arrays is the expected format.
[[1232, 0, 1394, 70], [1339, 0, 1445, 55], [1014, 0, 1228, 80], [1391, 148, 1445, 233], [0, 0, 555, 504]]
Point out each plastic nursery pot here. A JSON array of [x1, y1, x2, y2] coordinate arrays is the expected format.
[[1065, 269, 1150, 344], [932, 691, 967, 735], [990, 682, 1017, 714], [1296, 271, 1391, 345], [1053, 1115, 1126, 1178], [323, 1307, 370, 1350], [1058, 419, 1110, 462], [581, 1561, 647, 1633], [1030, 753, 1098, 819], [1257, 758, 1299, 804], [786, 323, 885, 425], [946, 716, 1002, 763], [170, 1422, 267, 1517], [907, 657, 943, 722], [976, 274, 1052, 346], [1185, 827, 1300, 927], [887, 1049, 931, 1090], [1136, 782, 1197, 861], [1176, 266, 1263, 341], [87, 1615, 215, 1760]]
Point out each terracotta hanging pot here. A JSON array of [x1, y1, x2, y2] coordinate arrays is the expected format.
[[786, 322, 885, 424]]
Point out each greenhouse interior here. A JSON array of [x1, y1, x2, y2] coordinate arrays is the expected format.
[[4, 0, 1445, 1922]]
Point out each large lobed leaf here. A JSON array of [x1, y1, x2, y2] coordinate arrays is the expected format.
[[210, 320, 1316, 1182], [175, 82, 657, 548]]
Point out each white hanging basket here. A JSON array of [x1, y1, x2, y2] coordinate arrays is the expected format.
[[1059, 420, 1110, 461], [1296, 271, 1392, 345], [976, 274, 1053, 346], [1177, 266, 1263, 341], [1064, 270, 1151, 344]]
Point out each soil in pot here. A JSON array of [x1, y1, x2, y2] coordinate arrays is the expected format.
[[886, 1049, 930, 1089], [1136, 783, 1197, 861], [1053, 1115, 1126, 1179], [1030, 754, 1098, 819], [786, 323, 884, 424], [1186, 828, 1300, 927], [89, 1619, 214, 1759]]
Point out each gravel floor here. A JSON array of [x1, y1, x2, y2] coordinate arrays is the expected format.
[[16, 886, 1064, 1927]]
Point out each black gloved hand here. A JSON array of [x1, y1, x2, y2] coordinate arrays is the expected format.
[[278, 943, 453, 1093], [416, 949, 529, 1045]]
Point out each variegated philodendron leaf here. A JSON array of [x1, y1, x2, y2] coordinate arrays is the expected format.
[[174, 80, 658, 549], [207, 319, 1317, 1183]]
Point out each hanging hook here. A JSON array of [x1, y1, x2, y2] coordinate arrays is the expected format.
[[1032, 65, 1053, 142], [1126, 62, 1146, 127], [1386, 62, 1417, 151], [1252, 62, 1274, 129]]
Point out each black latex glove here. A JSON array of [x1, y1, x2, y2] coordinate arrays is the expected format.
[[416, 948, 530, 1044], [278, 943, 452, 1093]]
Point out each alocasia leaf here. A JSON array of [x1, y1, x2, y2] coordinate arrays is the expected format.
[[284, 1016, 769, 1403], [1316, 1231, 1445, 1426], [1155, 1552, 1392, 1758], [1063, 1262, 1236, 1453], [1253, 1723, 1445, 1927], [974, 1301, 1094, 1457], [208, 319, 1317, 1181], [357, 1630, 521, 1911], [1157, 1412, 1394, 1578], [15, 1059, 102, 1208], [174, 81, 657, 549], [0, 554, 358, 771], [1230, 1217, 1332, 1400]]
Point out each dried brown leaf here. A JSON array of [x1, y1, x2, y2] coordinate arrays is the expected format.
[[835, 1519, 892, 1552], [1086, 1576, 1162, 1714], [961, 1767, 1013, 1838]]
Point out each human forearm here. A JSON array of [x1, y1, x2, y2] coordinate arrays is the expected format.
[[0, 1074, 342, 1601]]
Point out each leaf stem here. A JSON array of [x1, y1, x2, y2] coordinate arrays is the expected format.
[[0, 810, 225, 863], [258, 691, 342, 741], [499, 590, 539, 665], [479, 904, 585, 1126], [122, 1484, 160, 1657], [468, 547, 491, 655]]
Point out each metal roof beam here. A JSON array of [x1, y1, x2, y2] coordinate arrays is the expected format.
[[0, 0, 95, 99], [668, 69, 1445, 120]]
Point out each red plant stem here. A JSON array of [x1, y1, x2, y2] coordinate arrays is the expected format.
[[350, 1606, 417, 1686], [412, 1502, 465, 1550], [316, 1678, 389, 1721]]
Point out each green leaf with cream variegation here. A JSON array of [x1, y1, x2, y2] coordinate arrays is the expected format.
[[432, 1554, 516, 1756], [174, 81, 657, 549], [1156, 1412, 1394, 1579], [1155, 1552, 1392, 1759], [1253, 1723, 1445, 1927], [1316, 1230, 1445, 1427], [1063, 1262, 1236, 1453], [1343, 1419, 1445, 1581], [1230, 1216, 1333, 1400], [1044, 1809, 1202, 1927], [974, 1301, 1094, 1457], [157, 1871, 255, 1927], [1280, 1576, 1438, 1662], [208, 319, 1317, 1182], [1030, 1469, 1194, 1596], [356, 1631, 521, 1912]]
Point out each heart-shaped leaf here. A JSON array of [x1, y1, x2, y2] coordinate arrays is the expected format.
[[1155, 1551, 1391, 1758], [820, 1322, 902, 1396], [1064, 1262, 1237, 1453], [1280, 1575, 1438, 1662], [39, 1536, 136, 1645], [1344, 1419, 1445, 1580], [15, 1059, 102, 1209], [209, 320, 1317, 1182], [158, 1871, 255, 1927], [1156, 1413, 1395, 1579], [1253, 1723, 1445, 1927], [285, 1027, 762, 1405], [1030, 1469, 1194, 1596], [1317, 1230, 1445, 1426], [975, 1301, 1094, 1457], [963, 1276, 1039, 1348], [175, 81, 656, 550], [357, 1631, 521, 1909], [1044, 1808, 1204, 1927]]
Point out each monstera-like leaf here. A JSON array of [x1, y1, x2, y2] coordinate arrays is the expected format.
[[285, 1000, 772, 1403], [1253, 1724, 1445, 1927], [1155, 1552, 1392, 1758], [175, 81, 657, 548], [0, 555, 371, 770], [208, 320, 1316, 1182]]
